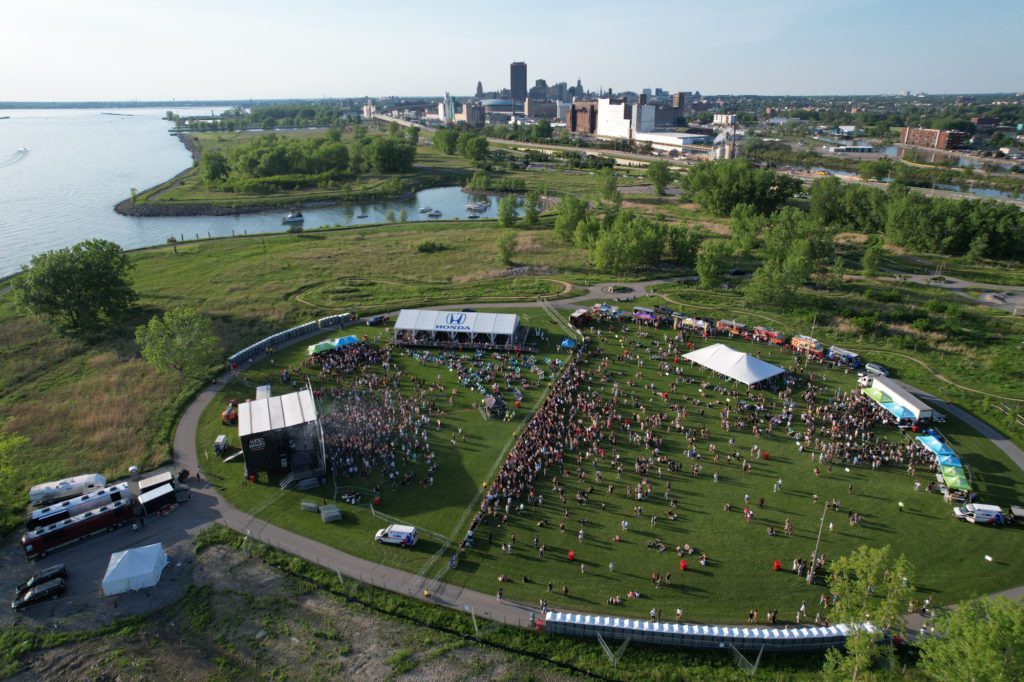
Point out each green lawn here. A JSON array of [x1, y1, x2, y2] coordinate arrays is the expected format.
[[196, 311, 1024, 624]]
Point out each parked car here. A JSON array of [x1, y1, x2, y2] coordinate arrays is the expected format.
[[11, 577, 66, 611], [864, 363, 890, 377], [728, 268, 748, 276], [365, 314, 389, 326], [15, 564, 67, 595]]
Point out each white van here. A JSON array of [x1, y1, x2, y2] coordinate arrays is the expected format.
[[375, 524, 418, 547], [29, 474, 106, 507], [953, 503, 1005, 525]]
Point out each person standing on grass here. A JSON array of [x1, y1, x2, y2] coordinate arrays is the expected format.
[[609, 561, 615, 573]]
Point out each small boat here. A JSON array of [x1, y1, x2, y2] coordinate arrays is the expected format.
[[356, 214, 368, 219], [282, 211, 304, 224], [428, 210, 442, 218], [467, 214, 481, 219], [419, 207, 433, 213]]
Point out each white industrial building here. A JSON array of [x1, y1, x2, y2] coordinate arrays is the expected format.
[[713, 113, 737, 126], [634, 131, 715, 153], [596, 98, 655, 139]]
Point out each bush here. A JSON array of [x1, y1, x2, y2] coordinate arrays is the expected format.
[[416, 240, 447, 253]]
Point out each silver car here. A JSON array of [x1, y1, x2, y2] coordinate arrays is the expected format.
[[865, 363, 889, 377]]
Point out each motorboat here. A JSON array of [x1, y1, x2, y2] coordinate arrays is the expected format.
[[466, 214, 481, 219], [428, 210, 442, 218], [419, 206, 433, 213], [356, 214, 368, 219], [282, 211, 304, 224]]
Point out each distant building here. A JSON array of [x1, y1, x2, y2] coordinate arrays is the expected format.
[[476, 81, 484, 98], [454, 101, 485, 126], [970, 116, 998, 129], [900, 127, 965, 150], [567, 100, 599, 134], [713, 113, 737, 126], [635, 131, 715, 152], [437, 92, 455, 124], [525, 99, 557, 119], [510, 62, 527, 105], [596, 97, 655, 139]]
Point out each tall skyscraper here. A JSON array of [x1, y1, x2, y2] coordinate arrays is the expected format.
[[475, 81, 484, 98], [510, 61, 527, 104]]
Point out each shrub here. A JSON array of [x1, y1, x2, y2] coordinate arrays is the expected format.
[[416, 240, 447, 253]]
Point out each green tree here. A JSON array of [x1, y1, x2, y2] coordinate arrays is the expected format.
[[681, 159, 800, 216], [824, 255, 846, 290], [729, 203, 767, 256], [646, 161, 671, 195], [398, 209, 408, 222], [554, 196, 587, 243], [823, 545, 915, 681], [405, 126, 420, 145], [14, 239, 137, 332], [199, 150, 230, 183], [695, 239, 731, 289], [523, 190, 542, 225], [597, 168, 620, 202], [862, 243, 884, 277], [496, 232, 518, 266], [457, 134, 490, 166], [385, 208, 396, 222], [965, 233, 989, 262], [591, 212, 666, 272], [369, 137, 416, 173], [917, 597, 1024, 682], [533, 119, 553, 140], [135, 306, 222, 379], [432, 128, 460, 155], [667, 224, 701, 268], [497, 195, 518, 227]]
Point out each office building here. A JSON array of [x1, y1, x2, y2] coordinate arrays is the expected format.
[[510, 61, 527, 104], [900, 127, 965, 150], [567, 101, 599, 133]]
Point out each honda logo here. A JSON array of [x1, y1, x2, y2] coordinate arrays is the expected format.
[[447, 312, 467, 325]]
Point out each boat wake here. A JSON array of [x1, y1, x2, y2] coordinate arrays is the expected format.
[[0, 148, 29, 169]]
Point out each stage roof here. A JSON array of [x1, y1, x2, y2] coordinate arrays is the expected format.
[[238, 389, 317, 437], [394, 309, 519, 336], [683, 344, 785, 386]]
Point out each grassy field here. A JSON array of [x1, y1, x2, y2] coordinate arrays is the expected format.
[[0, 222, 596, 536], [194, 309, 1024, 624]]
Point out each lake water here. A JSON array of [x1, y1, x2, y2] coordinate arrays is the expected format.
[[0, 108, 499, 277]]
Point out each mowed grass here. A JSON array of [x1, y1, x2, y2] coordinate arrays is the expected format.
[[195, 309, 572, 576], [196, 312, 1024, 623], [0, 222, 591, 536]]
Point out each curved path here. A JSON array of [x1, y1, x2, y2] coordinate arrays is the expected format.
[[170, 280, 1024, 636]]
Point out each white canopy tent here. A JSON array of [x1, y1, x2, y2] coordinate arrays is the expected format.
[[102, 543, 168, 596], [393, 309, 521, 348], [683, 344, 785, 386]]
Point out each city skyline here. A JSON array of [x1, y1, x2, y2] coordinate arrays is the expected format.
[[1, 0, 1022, 101]]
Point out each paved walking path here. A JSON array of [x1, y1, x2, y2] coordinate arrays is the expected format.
[[168, 285, 1024, 637]]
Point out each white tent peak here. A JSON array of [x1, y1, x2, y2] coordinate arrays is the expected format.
[[102, 543, 168, 596], [683, 343, 785, 386]]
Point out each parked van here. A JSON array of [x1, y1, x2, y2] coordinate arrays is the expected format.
[[375, 524, 418, 547], [953, 503, 1005, 525]]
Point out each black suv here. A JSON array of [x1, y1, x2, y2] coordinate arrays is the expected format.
[[11, 577, 66, 611], [15, 563, 67, 595]]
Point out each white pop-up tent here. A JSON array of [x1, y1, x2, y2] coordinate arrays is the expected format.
[[102, 543, 169, 596], [683, 343, 785, 386]]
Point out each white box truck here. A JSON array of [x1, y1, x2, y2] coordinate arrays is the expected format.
[[953, 503, 1005, 525], [375, 524, 418, 547]]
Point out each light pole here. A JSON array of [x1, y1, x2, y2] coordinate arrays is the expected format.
[[809, 499, 829, 584]]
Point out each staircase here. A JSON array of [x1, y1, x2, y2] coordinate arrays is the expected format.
[[279, 466, 320, 490]]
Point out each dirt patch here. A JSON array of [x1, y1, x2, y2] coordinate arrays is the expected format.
[[10, 543, 572, 681]]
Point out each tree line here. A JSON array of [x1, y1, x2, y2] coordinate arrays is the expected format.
[[199, 127, 418, 194]]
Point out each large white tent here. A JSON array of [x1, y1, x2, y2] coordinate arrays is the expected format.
[[102, 543, 168, 596], [683, 343, 785, 386]]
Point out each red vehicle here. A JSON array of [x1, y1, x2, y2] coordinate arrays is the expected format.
[[791, 334, 824, 358], [715, 320, 748, 337], [221, 399, 239, 425], [752, 326, 787, 345], [21, 499, 135, 560]]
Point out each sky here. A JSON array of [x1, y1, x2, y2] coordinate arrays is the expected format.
[[1, 0, 1021, 101]]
